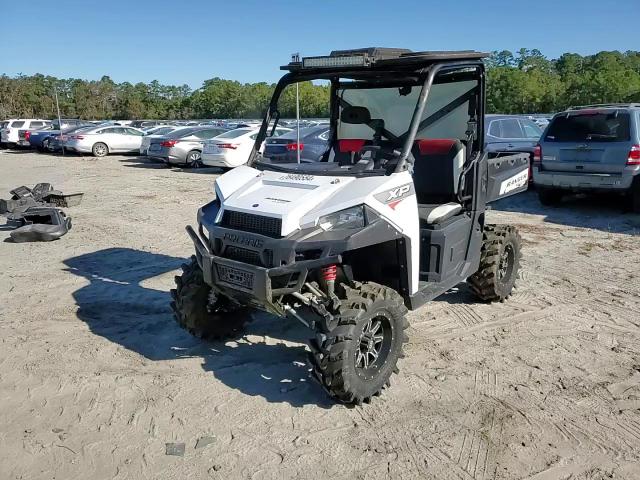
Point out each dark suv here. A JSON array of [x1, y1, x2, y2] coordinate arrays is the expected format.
[[533, 104, 640, 212]]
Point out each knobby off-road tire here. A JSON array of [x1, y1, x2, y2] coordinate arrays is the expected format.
[[170, 256, 252, 339], [468, 225, 521, 302], [308, 282, 409, 405]]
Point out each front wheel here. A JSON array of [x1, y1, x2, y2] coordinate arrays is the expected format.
[[468, 225, 521, 302], [92, 142, 108, 157], [308, 282, 409, 405], [170, 256, 252, 339]]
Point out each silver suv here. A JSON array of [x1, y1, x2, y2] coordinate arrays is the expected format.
[[533, 104, 640, 212]]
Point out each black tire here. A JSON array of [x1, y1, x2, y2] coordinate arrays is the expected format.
[[170, 256, 252, 339], [92, 142, 108, 157], [630, 177, 640, 214], [538, 187, 563, 206], [468, 225, 521, 302], [185, 150, 202, 168], [308, 282, 409, 405]]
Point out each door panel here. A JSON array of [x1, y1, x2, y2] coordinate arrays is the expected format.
[[486, 153, 529, 202]]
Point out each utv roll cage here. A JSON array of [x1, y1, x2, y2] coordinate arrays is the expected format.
[[248, 48, 488, 173]]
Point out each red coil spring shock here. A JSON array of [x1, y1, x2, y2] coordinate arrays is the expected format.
[[321, 264, 337, 282]]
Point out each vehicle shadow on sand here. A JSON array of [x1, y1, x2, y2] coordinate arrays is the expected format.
[[63, 247, 332, 407], [118, 157, 171, 169], [492, 190, 640, 234]]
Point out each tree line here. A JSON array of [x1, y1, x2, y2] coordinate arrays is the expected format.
[[1, 49, 639, 120]]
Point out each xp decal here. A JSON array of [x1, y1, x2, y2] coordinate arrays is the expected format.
[[374, 183, 415, 210]]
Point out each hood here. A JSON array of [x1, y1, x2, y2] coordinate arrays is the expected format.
[[215, 166, 359, 236]]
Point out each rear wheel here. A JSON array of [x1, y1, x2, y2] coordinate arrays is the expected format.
[[308, 282, 409, 405], [186, 150, 202, 168], [630, 177, 640, 213], [171, 256, 252, 339], [92, 142, 108, 157], [468, 225, 521, 302], [538, 187, 563, 206]]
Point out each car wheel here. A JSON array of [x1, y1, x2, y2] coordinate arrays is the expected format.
[[41, 139, 49, 152], [92, 142, 109, 157], [186, 150, 202, 168], [631, 177, 640, 214]]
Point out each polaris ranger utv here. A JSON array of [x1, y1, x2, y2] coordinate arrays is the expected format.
[[172, 48, 529, 405]]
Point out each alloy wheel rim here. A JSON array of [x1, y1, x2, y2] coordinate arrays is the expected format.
[[355, 314, 392, 375]]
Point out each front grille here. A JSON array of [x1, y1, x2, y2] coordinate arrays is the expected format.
[[224, 246, 262, 266], [221, 210, 282, 238]]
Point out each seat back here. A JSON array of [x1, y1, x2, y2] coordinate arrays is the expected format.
[[412, 139, 465, 204], [333, 138, 369, 165]]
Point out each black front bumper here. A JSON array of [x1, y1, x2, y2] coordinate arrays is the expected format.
[[186, 225, 340, 315]]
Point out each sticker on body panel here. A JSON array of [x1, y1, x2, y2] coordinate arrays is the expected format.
[[499, 170, 529, 195], [374, 183, 415, 210]]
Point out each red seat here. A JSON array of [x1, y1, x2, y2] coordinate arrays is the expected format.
[[338, 139, 367, 153], [415, 139, 457, 155]]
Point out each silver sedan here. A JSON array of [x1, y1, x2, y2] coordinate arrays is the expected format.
[[146, 127, 228, 167], [65, 126, 146, 157]]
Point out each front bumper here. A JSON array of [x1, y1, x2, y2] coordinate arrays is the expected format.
[[186, 224, 340, 315], [533, 166, 638, 191]]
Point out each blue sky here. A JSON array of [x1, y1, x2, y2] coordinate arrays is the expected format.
[[2, 0, 638, 88]]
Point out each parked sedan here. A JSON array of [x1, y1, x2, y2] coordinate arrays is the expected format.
[[263, 126, 330, 163], [146, 127, 228, 167], [65, 126, 146, 157], [28, 120, 92, 151], [47, 125, 95, 152], [201, 127, 292, 169], [139, 126, 188, 156]]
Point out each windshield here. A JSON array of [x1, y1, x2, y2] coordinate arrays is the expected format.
[[546, 112, 631, 142], [254, 69, 479, 176], [216, 128, 252, 139]]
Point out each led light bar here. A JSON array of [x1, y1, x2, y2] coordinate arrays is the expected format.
[[302, 55, 368, 69]]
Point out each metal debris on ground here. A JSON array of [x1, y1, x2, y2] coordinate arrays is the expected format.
[[1, 183, 81, 242], [195, 436, 216, 449], [165, 442, 185, 456]]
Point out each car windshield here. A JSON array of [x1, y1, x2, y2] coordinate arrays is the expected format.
[[274, 127, 322, 140], [545, 112, 631, 142], [165, 127, 200, 139], [215, 128, 253, 139], [149, 127, 174, 135]]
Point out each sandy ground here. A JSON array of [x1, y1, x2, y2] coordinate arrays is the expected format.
[[0, 150, 639, 480]]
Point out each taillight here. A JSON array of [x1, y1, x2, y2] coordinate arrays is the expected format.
[[533, 144, 542, 164], [286, 143, 304, 151], [217, 143, 238, 149], [628, 145, 640, 165], [24, 131, 31, 141], [160, 140, 178, 147]]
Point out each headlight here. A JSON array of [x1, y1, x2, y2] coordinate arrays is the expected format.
[[318, 205, 365, 231]]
